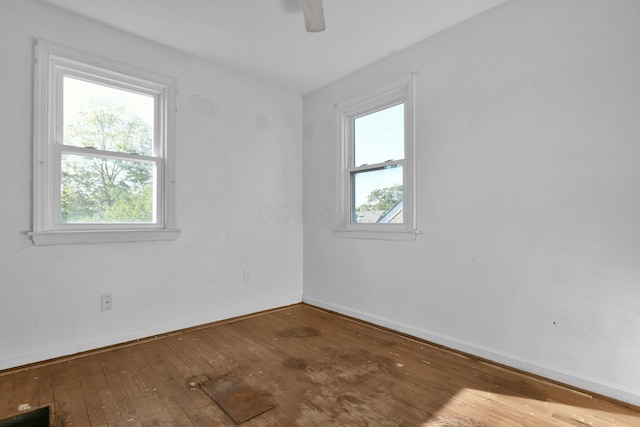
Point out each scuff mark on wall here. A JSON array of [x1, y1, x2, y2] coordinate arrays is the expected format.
[[187, 94, 219, 118], [256, 113, 270, 130], [304, 124, 315, 141]]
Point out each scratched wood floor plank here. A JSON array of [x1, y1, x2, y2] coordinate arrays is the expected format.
[[32, 365, 56, 421], [49, 360, 92, 426], [96, 349, 144, 425], [3, 369, 30, 415], [127, 341, 197, 426], [75, 359, 108, 426]]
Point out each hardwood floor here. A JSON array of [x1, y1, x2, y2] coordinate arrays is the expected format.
[[1, 304, 639, 426]]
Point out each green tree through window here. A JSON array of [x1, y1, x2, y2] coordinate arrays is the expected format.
[[61, 99, 154, 223], [357, 184, 403, 213]]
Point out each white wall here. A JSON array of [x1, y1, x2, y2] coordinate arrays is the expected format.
[[303, 0, 640, 405], [0, 0, 303, 369]]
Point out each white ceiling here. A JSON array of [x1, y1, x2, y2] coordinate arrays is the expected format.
[[36, 0, 509, 94]]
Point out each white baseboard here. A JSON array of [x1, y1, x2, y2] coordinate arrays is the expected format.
[[1, 294, 302, 372], [303, 296, 640, 407]]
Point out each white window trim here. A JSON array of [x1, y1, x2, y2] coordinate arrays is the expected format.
[[334, 74, 418, 241], [28, 39, 179, 245]]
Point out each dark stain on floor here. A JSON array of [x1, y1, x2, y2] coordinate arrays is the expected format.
[[283, 358, 308, 370], [277, 326, 320, 338]]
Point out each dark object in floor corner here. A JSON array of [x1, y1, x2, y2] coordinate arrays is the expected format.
[[0, 407, 50, 427]]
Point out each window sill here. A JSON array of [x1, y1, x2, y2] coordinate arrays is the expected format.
[[334, 228, 419, 241], [28, 228, 181, 246]]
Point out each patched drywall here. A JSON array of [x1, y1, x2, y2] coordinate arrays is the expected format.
[[303, 0, 640, 405]]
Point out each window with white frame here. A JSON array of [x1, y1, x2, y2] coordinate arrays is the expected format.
[[336, 76, 416, 240], [29, 40, 179, 245]]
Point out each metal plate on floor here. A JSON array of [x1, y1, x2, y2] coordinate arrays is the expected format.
[[199, 373, 274, 424]]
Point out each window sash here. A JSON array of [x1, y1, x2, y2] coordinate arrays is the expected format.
[[349, 162, 404, 224], [344, 97, 408, 229], [352, 102, 404, 163], [348, 159, 404, 173], [53, 144, 163, 229], [52, 68, 164, 229], [57, 70, 163, 157]]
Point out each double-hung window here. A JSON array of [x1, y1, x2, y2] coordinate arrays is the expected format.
[[336, 76, 417, 240], [29, 40, 179, 245]]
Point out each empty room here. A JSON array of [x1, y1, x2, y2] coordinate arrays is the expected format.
[[1, 0, 640, 425]]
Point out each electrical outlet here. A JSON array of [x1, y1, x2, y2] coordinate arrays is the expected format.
[[243, 268, 253, 283], [101, 293, 113, 311]]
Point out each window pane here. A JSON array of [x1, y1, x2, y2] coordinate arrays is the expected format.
[[63, 77, 154, 155], [354, 103, 404, 166], [352, 165, 403, 224], [61, 153, 155, 224]]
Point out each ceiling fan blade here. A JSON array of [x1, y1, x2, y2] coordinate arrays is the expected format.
[[302, 0, 325, 32]]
